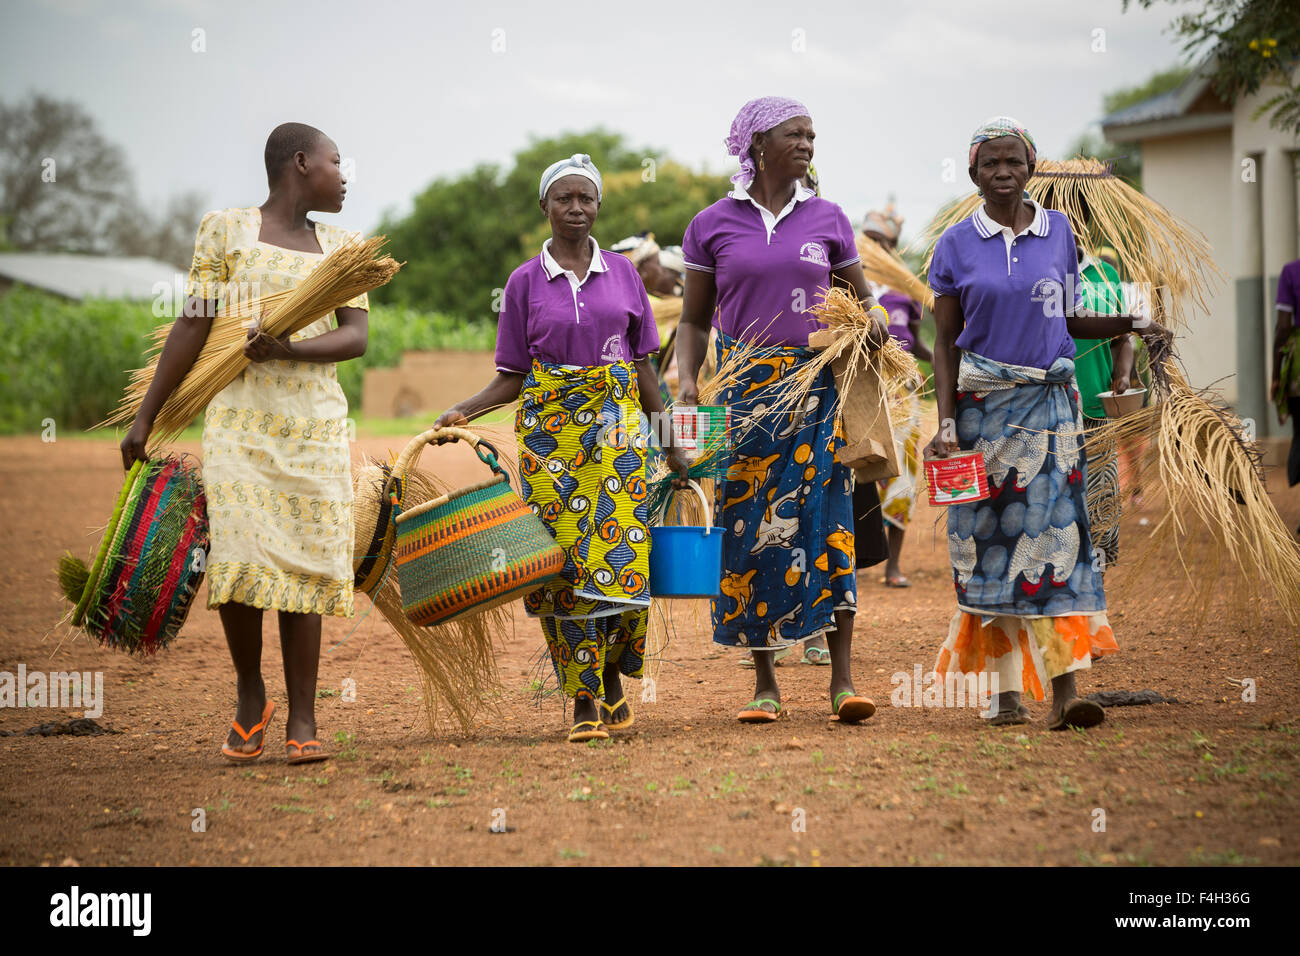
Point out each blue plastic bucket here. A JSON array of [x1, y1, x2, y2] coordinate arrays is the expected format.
[[649, 480, 723, 597]]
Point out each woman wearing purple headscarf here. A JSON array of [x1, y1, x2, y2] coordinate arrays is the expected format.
[[675, 97, 888, 725]]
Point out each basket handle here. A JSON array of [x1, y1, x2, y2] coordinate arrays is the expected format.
[[658, 478, 714, 536], [388, 426, 504, 505]]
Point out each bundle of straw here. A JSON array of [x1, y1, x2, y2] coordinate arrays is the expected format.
[[351, 455, 502, 734], [762, 287, 924, 430], [1084, 359, 1300, 628], [857, 235, 935, 312], [99, 235, 401, 443], [918, 157, 1222, 333]]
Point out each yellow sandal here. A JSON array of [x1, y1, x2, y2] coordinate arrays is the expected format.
[[599, 697, 635, 731], [567, 720, 609, 743]]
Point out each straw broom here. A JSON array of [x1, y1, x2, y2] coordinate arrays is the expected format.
[[1083, 354, 1300, 628], [917, 157, 1223, 333], [99, 235, 401, 443], [857, 235, 935, 312]]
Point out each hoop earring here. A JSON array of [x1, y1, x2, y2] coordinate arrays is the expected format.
[[759, 151, 766, 172]]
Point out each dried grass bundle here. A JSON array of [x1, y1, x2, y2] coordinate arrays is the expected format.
[[352, 450, 503, 735], [762, 287, 924, 430], [918, 158, 1223, 332], [1084, 361, 1300, 627], [99, 235, 401, 443], [857, 235, 935, 312]]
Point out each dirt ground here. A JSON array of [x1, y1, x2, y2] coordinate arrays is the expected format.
[[1, 431, 1298, 867]]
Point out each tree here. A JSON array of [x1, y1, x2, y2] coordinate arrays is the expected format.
[[1127, 0, 1300, 134], [0, 93, 206, 267], [111, 190, 209, 270], [374, 129, 731, 320], [0, 94, 135, 253]]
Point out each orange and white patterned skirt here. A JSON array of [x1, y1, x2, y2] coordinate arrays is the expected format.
[[934, 611, 1118, 701]]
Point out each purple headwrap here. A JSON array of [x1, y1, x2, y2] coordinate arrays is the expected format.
[[726, 96, 811, 186]]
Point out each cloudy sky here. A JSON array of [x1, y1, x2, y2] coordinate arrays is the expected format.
[[3, 0, 1189, 248]]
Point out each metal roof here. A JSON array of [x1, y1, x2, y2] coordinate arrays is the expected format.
[[0, 253, 179, 300], [1100, 67, 1231, 141]]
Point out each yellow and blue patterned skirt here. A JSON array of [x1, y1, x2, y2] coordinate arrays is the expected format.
[[711, 335, 857, 648], [517, 360, 649, 701]]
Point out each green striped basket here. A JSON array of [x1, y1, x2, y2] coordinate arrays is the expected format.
[[391, 426, 564, 626]]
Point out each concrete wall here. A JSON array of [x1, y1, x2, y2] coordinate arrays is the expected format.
[[362, 350, 498, 419], [1140, 130, 1238, 401], [1234, 82, 1300, 436]]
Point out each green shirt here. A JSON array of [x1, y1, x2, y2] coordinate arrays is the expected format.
[[1072, 259, 1123, 419]]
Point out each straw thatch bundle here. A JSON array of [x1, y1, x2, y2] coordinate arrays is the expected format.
[[918, 157, 1223, 333], [99, 235, 401, 443], [759, 288, 924, 432], [857, 235, 935, 312], [1083, 354, 1300, 628], [351, 451, 504, 734]]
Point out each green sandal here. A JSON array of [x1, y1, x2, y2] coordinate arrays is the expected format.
[[831, 690, 875, 723], [803, 645, 831, 666], [738, 699, 785, 723]]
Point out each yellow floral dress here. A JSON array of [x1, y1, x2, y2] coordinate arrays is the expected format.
[[185, 207, 368, 617]]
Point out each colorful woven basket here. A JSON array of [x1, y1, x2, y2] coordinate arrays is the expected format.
[[391, 427, 564, 626], [352, 460, 405, 597], [58, 456, 209, 655]]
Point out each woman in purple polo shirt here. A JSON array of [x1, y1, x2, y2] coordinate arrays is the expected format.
[[1272, 257, 1300, 497], [925, 117, 1167, 730], [676, 96, 887, 725], [433, 154, 685, 743]]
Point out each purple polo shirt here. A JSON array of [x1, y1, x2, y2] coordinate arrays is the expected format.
[[495, 238, 660, 373], [928, 202, 1082, 370], [1278, 259, 1300, 327], [878, 288, 921, 354], [683, 185, 860, 347]]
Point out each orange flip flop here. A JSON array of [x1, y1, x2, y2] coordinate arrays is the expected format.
[[286, 739, 330, 765], [738, 699, 785, 723], [832, 691, 876, 724], [221, 700, 275, 763]]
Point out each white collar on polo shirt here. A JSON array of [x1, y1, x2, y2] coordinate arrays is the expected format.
[[973, 199, 1051, 273], [973, 199, 1050, 241], [729, 180, 815, 242], [540, 236, 607, 286]]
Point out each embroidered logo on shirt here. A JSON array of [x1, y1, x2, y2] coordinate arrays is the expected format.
[[600, 334, 623, 362], [798, 242, 829, 266]]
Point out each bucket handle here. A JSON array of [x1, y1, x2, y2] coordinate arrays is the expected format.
[[387, 426, 504, 506], [658, 479, 714, 536]]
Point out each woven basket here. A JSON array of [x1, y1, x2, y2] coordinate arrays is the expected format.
[[391, 426, 564, 626], [352, 460, 405, 597], [63, 457, 209, 655]]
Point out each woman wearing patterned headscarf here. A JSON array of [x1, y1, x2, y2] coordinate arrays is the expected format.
[[433, 154, 687, 742], [676, 97, 888, 725], [925, 117, 1167, 730]]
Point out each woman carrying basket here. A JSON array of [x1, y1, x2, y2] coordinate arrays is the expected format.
[[432, 154, 688, 743], [120, 123, 368, 764], [675, 97, 887, 725]]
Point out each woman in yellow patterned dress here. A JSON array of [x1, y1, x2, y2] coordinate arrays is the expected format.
[[120, 123, 367, 764]]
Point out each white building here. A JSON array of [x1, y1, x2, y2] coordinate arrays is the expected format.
[[0, 252, 177, 301], [1102, 66, 1299, 436]]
